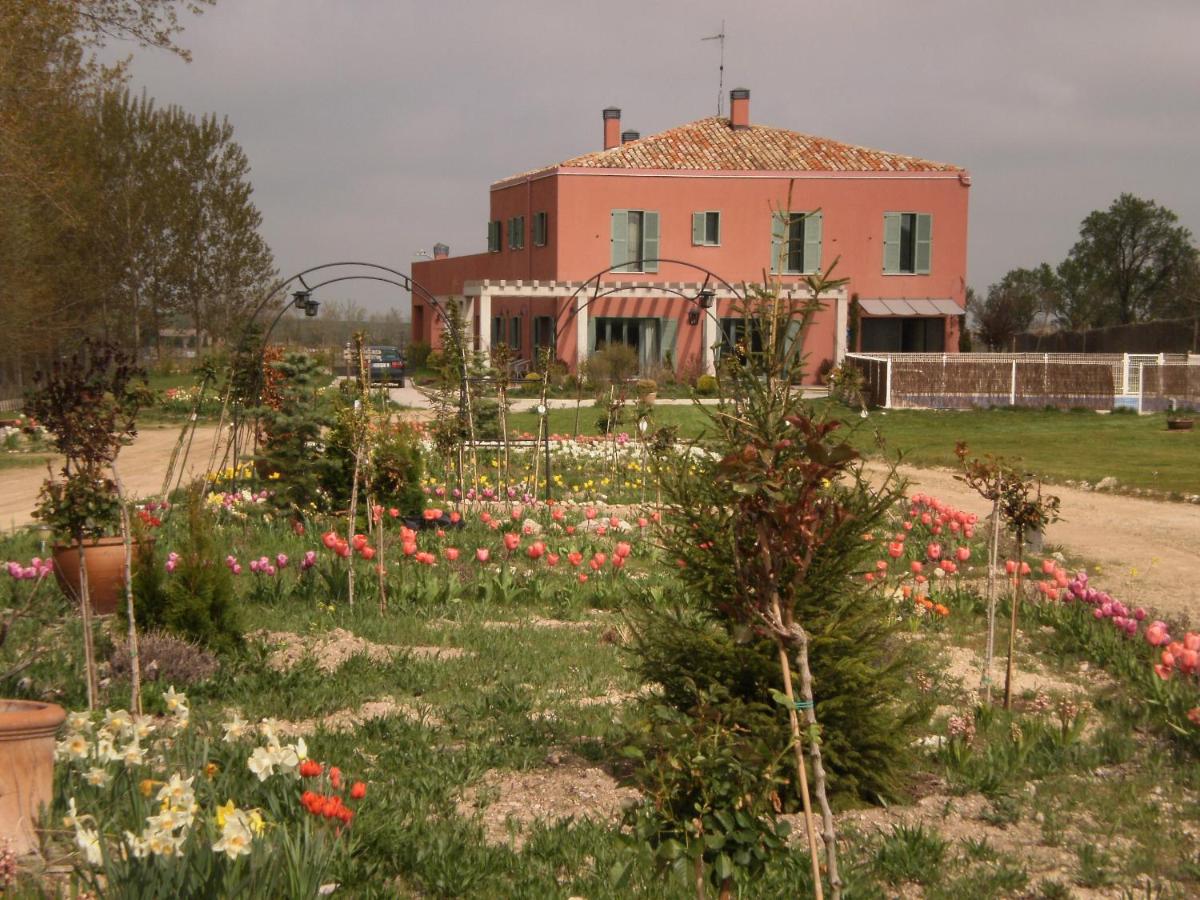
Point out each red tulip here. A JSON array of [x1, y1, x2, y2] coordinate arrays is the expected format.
[[444, 548, 460, 561], [350, 781, 367, 800], [503, 533, 520, 552]]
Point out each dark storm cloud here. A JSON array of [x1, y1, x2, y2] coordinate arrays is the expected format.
[[120, 0, 1200, 313]]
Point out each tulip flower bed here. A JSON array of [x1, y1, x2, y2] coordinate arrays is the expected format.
[[5, 471, 1200, 895]]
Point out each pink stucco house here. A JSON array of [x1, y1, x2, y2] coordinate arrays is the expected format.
[[412, 89, 969, 383]]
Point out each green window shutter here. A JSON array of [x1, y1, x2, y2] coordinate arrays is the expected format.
[[803, 211, 823, 274], [519, 216, 525, 249], [661, 315, 679, 364], [692, 212, 705, 245], [770, 211, 786, 274], [642, 211, 659, 272], [915, 213, 932, 274], [587, 316, 597, 353], [883, 213, 901, 273], [611, 210, 628, 271], [784, 318, 803, 365]]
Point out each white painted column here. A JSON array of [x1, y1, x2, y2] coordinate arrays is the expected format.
[[575, 292, 589, 367], [477, 292, 491, 353], [701, 303, 716, 375], [834, 292, 849, 365]]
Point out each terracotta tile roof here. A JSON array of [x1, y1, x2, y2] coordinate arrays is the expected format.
[[497, 116, 962, 185]]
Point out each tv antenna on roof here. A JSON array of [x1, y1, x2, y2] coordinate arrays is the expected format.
[[701, 21, 726, 117]]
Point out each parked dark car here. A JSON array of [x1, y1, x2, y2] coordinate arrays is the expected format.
[[345, 345, 406, 385]]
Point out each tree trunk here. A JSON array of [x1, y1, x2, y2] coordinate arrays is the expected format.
[[112, 461, 142, 715], [77, 543, 98, 710], [789, 622, 842, 900], [1004, 531, 1025, 709], [982, 498, 1001, 702]]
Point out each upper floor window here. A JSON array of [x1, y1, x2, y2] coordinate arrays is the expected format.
[[509, 316, 521, 350], [770, 211, 822, 274], [883, 212, 932, 274], [610, 209, 659, 273], [692, 211, 721, 246], [533, 211, 548, 247], [507, 216, 525, 250], [487, 220, 501, 253]]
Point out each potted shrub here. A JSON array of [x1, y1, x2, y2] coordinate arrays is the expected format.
[[635, 377, 658, 405], [1, 557, 69, 855], [25, 339, 149, 707]]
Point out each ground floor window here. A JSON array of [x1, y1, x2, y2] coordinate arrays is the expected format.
[[860, 317, 945, 352], [533, 316, 555, 355], [593, 317, 661, 371], [718, 317, 764, 360]]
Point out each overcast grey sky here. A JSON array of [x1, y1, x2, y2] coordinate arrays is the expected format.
[[119, 0, 1200, 314]]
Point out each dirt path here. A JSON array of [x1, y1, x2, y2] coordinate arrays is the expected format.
[[872, 463, 1200, 622], [0, 424, 223, 532]]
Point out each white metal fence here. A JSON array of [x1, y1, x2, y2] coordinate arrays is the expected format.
[[844, 352, 1198, 411]]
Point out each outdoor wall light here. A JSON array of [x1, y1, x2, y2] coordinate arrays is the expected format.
[[687, 309, 701, 326]]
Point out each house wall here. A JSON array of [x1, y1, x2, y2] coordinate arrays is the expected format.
[[551, 169, 969, 302], [413, 165, 968, 378]]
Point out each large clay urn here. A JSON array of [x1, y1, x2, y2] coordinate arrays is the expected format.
[[0, 699, 66, 855], [53, 536, 143, 616]]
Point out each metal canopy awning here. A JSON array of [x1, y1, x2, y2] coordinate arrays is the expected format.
[[858, 298, 963, 316]]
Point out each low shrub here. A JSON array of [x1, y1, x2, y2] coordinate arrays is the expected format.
[[110, 630, 220, 686], [406, 340, 432, 370], [130, 490, 242, 653], [694, 374, 718, 396]]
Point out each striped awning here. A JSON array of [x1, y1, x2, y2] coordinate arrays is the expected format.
[[858, 298, 963, 316]]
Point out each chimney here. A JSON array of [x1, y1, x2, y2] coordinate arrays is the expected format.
[[729, 88, 750, 130], [603, 107, 621, 150], [432, 242, 449, 259], [621, 130, 639, 144]]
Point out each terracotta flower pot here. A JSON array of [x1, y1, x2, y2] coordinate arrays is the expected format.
[[1166, 418, 1194, 431], [0, 699, 66, 855], [53, 536, 150, 616]]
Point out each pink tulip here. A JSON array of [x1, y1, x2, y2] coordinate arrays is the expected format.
[[444, 548, 460, 561], [476, 548, 490, 563], [955, 546, 970, 563]]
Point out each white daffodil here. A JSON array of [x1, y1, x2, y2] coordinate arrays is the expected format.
[[162, 686, 188, 714], [74, 826, 103, 866], [222, 713, 250, 743], [63, 797, 82, 829], [156, 773, 195, 808], [66, 711, 93, 733], [257, 718, 281, 745], [247, 746, 276, 781], [212, 809, 254, 860], [132, 716, 157, 740], [146, 828, 183, 858], [96, 736, 120, 763], [103, 708, 133, 735], [121, 740, 146, 768], [57, 731, 90, 762], [85, 767, 112, 788], [124, 831, 150, 859]]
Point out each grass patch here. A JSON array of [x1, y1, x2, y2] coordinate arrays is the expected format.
[[510, 403, 1200, 494]]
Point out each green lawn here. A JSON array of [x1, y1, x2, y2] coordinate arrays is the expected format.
[[510, 403, 1200, 496]]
